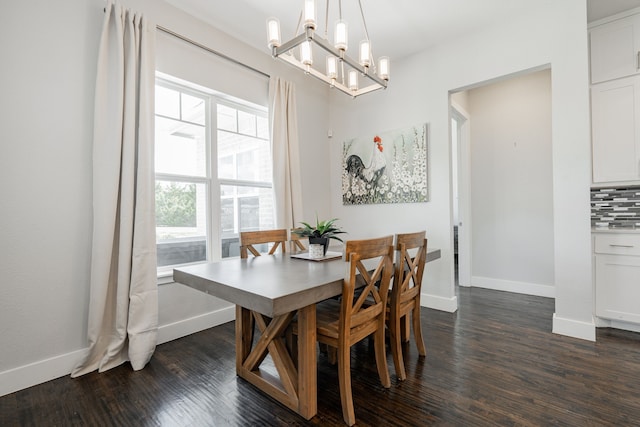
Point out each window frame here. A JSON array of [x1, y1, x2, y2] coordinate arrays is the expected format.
[[155, 76, 273, 281]]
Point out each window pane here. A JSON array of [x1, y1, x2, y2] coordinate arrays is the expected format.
[[217, 104, 237, 132], [155, 86, 180, 118], [156, 180, 208, 267], [238, 110, 256, 136], [257, 116, 269, 139], [155, 116, 206, 176], [181, 93, 205, 125], [220, 185, 275, 258], [217, 131, 272, 181]]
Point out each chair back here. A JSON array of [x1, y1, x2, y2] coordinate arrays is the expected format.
[[392, 231, 427, 308], [341, 235, 394, 343], [290, 228, 307, 253], [239, 229, 287, 258]]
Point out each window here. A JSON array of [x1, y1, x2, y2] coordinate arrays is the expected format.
[[155, 78, 273, 275]]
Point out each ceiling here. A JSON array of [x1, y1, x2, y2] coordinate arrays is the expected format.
[[165, 0, 640, 62]]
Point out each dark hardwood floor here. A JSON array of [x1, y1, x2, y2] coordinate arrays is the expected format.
[[3, 287, 640, 426]]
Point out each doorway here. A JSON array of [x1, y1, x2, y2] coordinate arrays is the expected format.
[[449, 68, 554, 298]]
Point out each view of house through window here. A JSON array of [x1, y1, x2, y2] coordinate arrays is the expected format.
[[154, 77, 273, 274]]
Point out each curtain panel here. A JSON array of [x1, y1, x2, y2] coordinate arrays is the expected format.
[[269, 77, 303, 229], [72, 0, 158, 377]]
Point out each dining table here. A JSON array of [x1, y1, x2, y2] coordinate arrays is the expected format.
[[172, 247, 441, 420]]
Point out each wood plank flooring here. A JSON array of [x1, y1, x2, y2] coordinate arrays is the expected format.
[[2, 286, 640, 426]]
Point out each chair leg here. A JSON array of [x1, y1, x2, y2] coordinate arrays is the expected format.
[[412, 305, 426, 357], [401, 314, 410, 343], [388, 314, 406, 381], [337, 344, 356, 426]]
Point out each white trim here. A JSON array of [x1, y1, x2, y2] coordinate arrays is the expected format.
[[0, 307, 235, 398], [450, 102, 472, 288], [158, 306, 235, 344], [595, 316, 640, 333], [421, 292, 458, 312], [0, 348, 87, 397], [471, 276, 555, 298], [589, 6, 640, 29], [552, 314, 596, 341]]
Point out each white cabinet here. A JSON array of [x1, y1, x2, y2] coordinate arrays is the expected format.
[[591, 76, 640, 183], [594, 233, 640, 323], [590, 14, 640, 84]]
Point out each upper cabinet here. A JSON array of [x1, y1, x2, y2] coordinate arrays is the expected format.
[[590, 14, 640, 84], [591, 76, 640, 183], [590, 12, 640, 185]]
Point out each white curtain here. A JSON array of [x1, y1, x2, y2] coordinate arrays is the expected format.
[[72, 0, 158, 376], [269, 77, 303, 229]]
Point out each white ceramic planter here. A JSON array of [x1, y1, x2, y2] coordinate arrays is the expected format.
[[308, 243, 324, 259]]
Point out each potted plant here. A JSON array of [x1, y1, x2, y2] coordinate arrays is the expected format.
[[293, 216, 346, 257]]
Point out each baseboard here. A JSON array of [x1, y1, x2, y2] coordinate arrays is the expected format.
[[421, 292, 458, 313], [595, 317, 640, 333], [0, 348, 87, 397], [0, 307, 235, 398], [552, 313, 596, 341], [471, 276, 555, 298], [157, 306, 235, 344]]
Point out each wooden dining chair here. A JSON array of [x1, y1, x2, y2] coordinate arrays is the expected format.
[[294, 235, 394, 426], [388, 231, 428, 381], [289, 228, 307, 253], [239, 229, 287, 258]]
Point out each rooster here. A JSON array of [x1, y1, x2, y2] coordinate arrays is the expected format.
[[345, 135, 387, 187]]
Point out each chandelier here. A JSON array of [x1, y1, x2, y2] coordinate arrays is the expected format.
[[266, 0, 389, 98]]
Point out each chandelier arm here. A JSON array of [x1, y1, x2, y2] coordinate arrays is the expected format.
[[273, 30, 388, 89], [277, 53, 384, 97], [273, 33, 308, 56], [311, 33, 388, 88]]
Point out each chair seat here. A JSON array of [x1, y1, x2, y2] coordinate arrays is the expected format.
[[315, 298, 341, 338]]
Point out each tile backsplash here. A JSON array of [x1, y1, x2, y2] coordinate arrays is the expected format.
[[591, 186, 640, 228]]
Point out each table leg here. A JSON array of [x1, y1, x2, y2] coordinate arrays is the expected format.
[[234, 304, 318, 420], [235, 305, 253, 371], [296, 304, 317, 418]]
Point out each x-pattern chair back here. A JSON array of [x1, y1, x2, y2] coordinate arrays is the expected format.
[[388, 231, 428, 380], [289, 228, 307, 253], [393, 235, 427, 307], [239, 229, 287, 258]]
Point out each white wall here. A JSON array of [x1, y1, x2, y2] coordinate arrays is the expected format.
[[329, 0, 594, 339], [0, 0, 332, 397], [468, 69, 555, 297]]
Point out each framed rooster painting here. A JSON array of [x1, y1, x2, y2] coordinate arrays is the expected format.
[[342, 123, 428, 205]]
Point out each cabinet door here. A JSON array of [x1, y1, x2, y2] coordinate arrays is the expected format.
[[591, 76, 640, 183], [590, 15, 640, 84], [595, 254, 640, 323]]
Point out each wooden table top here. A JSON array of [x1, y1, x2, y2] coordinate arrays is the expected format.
[[173, 248, 441, 317]]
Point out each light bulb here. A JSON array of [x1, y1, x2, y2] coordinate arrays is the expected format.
[[266, 18, 281, 48], [378, 56, 390, 80], [349, 70, 358, 91], [359, 40, 371, 67], [301, 41, 313, 66], [304, 0, 316, 29], [326, 56, 338, 79], [335, 20, 348, 51]]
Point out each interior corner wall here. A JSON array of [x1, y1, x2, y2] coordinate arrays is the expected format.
[[0, 0, 332, 397], [467, 69, 555, 297], [328, 0, 593, 339]]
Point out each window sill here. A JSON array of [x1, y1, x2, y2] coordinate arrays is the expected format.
[[157, 271, 174, 286]]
